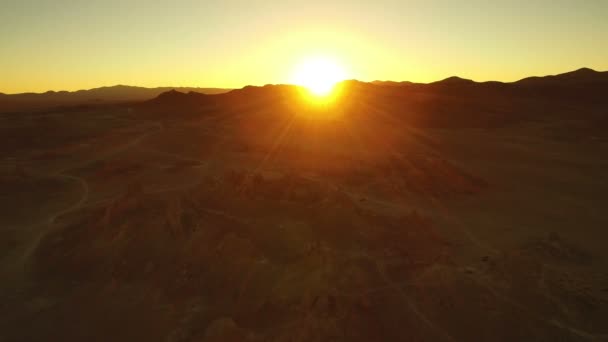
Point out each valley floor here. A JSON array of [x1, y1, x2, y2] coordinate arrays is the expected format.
[[1, 105, 607, 341]]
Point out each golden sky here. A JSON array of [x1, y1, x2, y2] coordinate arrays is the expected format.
[[1, 0, 607, 93]]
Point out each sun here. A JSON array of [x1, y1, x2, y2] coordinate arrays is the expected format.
[[291, 57, 347, 96]]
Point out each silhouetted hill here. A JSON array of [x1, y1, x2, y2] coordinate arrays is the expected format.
[[143, 90, 212, 109], [0, 85, 231, 112], [432, 76, 476, 86], [371, 80, 414, 86], [153, 89, 208, 102], [515, 68, 608, 86]]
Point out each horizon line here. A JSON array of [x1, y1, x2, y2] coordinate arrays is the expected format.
[[1, 67, 605, 95]]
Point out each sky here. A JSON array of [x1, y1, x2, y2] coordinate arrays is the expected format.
[[1, 0, 607, 93]]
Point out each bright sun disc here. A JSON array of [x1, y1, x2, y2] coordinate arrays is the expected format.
[[291, 57, 347, 96]]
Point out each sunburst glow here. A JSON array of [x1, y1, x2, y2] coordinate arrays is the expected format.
[[291, 57, 347, 96]]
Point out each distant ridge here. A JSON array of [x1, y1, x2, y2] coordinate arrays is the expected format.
[[2, 68, 607, 113], [371, 81, 413, 86], [146, 67, 608, 107], [2, 85, 231, 97], [515, 68, 608, 86], [375, 68, 607, 86], [0, 85, 231, 112]]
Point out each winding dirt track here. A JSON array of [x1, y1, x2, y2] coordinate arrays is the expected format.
[[17, 173, 90, 273], [4, 121, 165, 282]]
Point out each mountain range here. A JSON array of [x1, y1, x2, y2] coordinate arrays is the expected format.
[[1, 68, 607, 113], [0, 85, 231, 113]]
